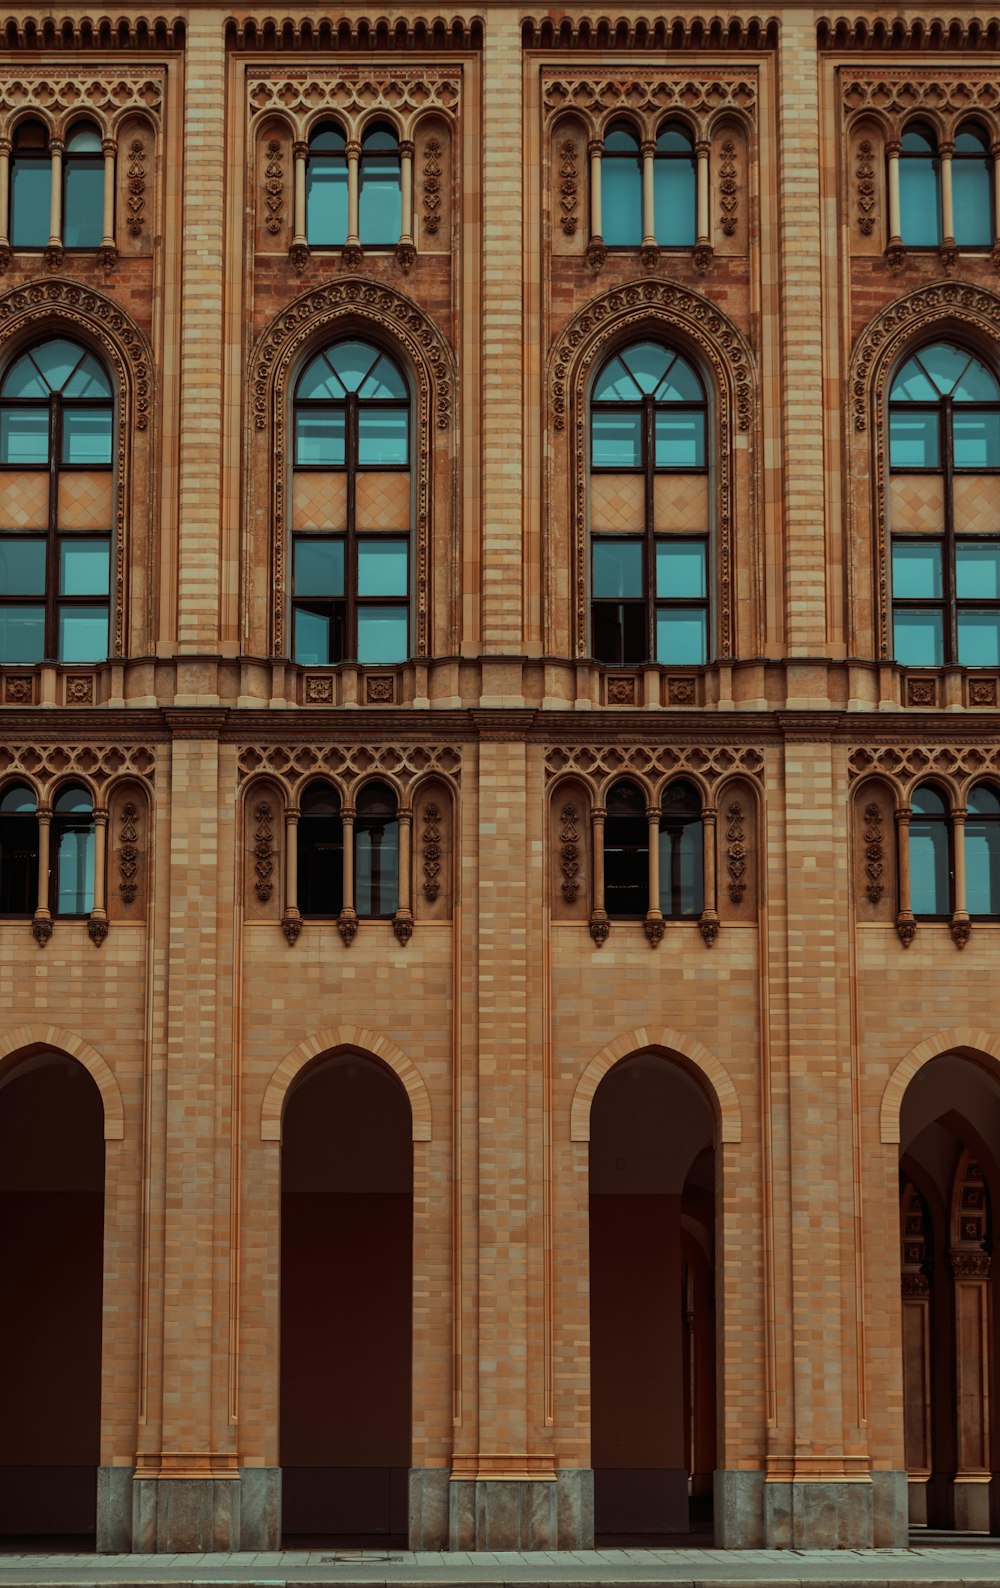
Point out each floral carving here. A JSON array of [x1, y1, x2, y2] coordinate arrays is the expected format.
[[862, 801, 885, 904], [902, 1272, 930, 1297], [668, 677, 696, 705], [248, 68, 460, 126], [254, 800, 275, 903], [262, 138, 283, 236], [849, 742, 1000, 781], [423, 136, 443, 236], [66, 674, 93, 704], [719, 139, 738, 237], [0, 743, 155, 789], [4, 676, 32, 704], [305, 675, 334, 703], [366, 675, 394, 704], [546, 744, 764, 784], [559, 802, 581, 903], [607, 676, 636, 705], [558, 138, 579, 236], [856, 138, 876, 236], [239, 742, 460, 785], [725, 802, 748, 903], [0, 68, 164, 125], [126, 138, 146, 238], [543, 72, 757, 124], [970, 679, 998, 706], [950, 1250, 991, 1279], [119, 801, 139, 906], [908, 678, 937, 706], [422, 802, 442, 901]]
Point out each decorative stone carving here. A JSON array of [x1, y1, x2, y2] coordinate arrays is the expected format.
[[589, 911, 610, 947], [0, 68, 164, 135], [970, 679, 998, 706], [126, 137, 147, 237], [281, 914, 302, 946], [4, 676, 32, 704], [950, 1250, 992, 1279], [366, 675, 394, 704], [856, 138, 876, 236], [559, 803, 581, 903], [393, 912, 414, 946], [545, 743, 764, 784], [558, 138, 579, 236], [699, 913, 720, 947], [726, 801, 748, 903], [862, 801, 885, 904], [668, 677, 696, 705], [31, 917, 53, 947], [337, 909, 359, 947], [119, 802, 139, 905], [262, 138, 283, 235], [849, 744, 1000, 781], [87, 917, 109, 947], [896, 913, 917, 948], [643, 916, 666, 947], [0, 743, 155, 789], [951, 915, 972, 949], [542, 72, 757, 127], [842, 72, 1000, 124], [66, 674, 94, 705], [305, 675, 334, 703], [253, 801, 275, 903], [607, 675, 636, 705], [248, 68, 460, 128], [423, 136, 444, 236], [719, 139, 738, 236], [901, 1272, 930, 1297], [422, 802, 443, 901], [239, 742, 460, 787]]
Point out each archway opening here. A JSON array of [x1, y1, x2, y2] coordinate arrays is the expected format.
[[590, 1050, 716, 1542], [0, 1049, 104, 1545], [280, 1050, 412, 1545], [899, 1051, 1000, 1534]]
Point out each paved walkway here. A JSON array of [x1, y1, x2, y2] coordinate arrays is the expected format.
[[1, 1544, 1000, 1587]]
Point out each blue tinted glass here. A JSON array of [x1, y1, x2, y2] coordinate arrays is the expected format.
[[357, 408, 408, 465], [655, 356, 703, 403], [593, 540, 642, 597], [58, 605, 107, 662], [294, 606, 332, 665], [889, 411, 939, 467], [621, 344, 670, 395], [953, 157, 993, 246], [0, 605, 44, 662], [594, 356, 642, 402], [60, 539, 109, 596], [602, 154, 642, 246], [953, 411, 1000, 468], [358, 539, 408, 597], [55, 825, 94, 915], [655, 411, 704, 467], [66, 124, 102, 154], [958, 611, 1000, 666], [358, 356, 407, 400], [0, 539, 45, 594], [327, 342, 379, 392], [306, 159, 348, 246], [654, 156, 696, 247], [63, 355, 111, 399], [1, 355, 47, 399], [966, 824, 1000, 914], [0, 784, 36, 813], [10, 159, 51, 248], [359, 155, 402, 245], [957, 542, 1000, 598], [969, 785, 1000, 815], [294, 410, 345, 466], [310, 125, 345, 153], [893, 608, 944, 664], [62, 408, 112, 464], [297, 352, 346, 401], [910, 820, 949, 914], [893, 541, 942, 597], [659, 821, 703, 914], [294, 537, 344, 596], [31, 340, 84, 392], [656, 609, 707, 663], [63, 162, 104, 247], [656, 539, 706, 597], [355, 822, 399, 916], [0, 409, 49, 465], [899, 155, 941, 246], [357, 606, 408, 664], [592, 411, 641, 467], [891, 358, 938, 403]]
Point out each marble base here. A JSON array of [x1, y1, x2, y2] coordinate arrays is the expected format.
[[129, 1469, 280, 1553], [448, 1471, 593, 1550]]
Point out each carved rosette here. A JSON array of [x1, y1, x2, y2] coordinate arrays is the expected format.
[[862, 801, 884, 904], [559, 802, 581, 903]]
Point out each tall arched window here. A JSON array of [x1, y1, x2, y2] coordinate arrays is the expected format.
[[654, 124, 696, 248], [63, 123, 104, 249], [51, 784, 94, 917], [966, 783, 1000, 916], [0, 337, 114, 665], [899, 124, 942, 247], [604, 779, 648, 917], [659, 780, 703, 918], [889, 341, 1000, 667], [297, 782, 343, 917], [590, 340, 708, 666], [359, 124, 402, 246], [909, 784, 951, 917], [953, 124, 994, 248], [355, 781, 399, 918], [9, 121, 51, 250], [291, 339, 410, 666], [306, 123, 348, 247], [601, 123, 642, 248], [0, 783, 38, 916]]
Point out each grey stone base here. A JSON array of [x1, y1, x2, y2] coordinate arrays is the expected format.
[[409, 1469, 450, 1550], [715, 1470, 908, 1549], [448, 1472, 593, 1550], [953, 1478, 991, 1533], [96, 1467, 134, 1553], [128, 1469, 281, 1553], [714, 1469, 765, 1548]]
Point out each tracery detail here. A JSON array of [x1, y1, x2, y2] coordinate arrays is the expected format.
[[119, 802, 139, 906], [559, 802, 582, 902], [422, 802, 442, 901], [254, 801, 275, 902], [726, 801, 747, 902]]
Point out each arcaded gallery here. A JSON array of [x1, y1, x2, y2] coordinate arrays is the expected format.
[[4, 0, 1000, 1557]]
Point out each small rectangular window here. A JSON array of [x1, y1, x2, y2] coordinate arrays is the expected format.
[[294, 410, 346, 467], [893, 608, 944, 665], [593, 539, 643, 598], [892, 541, 943, 598], [294, 603, 340, 665], [655, 411, 705, 469], [953, 411, 1000, 470], [653, 163, 696, 248], [63, 164, 104, 248], [655, 609, 707, 664], [54, 827, 94, 915], [0, 409, 49, 466], [359, 158, 402, 247], [294, 537, 345, 597], [592, 411, 641, 468], [60, 538, 110, 596], [957, 611, 1000, 667], [956, 542, 1000, 599], [357, 408, 408, 466], [656, 539, 706, 598], [61, 408, 112, 466], [357, 606, 408, 664], [0, 604, 45, 663], [0, 538, 46, 594], [58, 604, 108, 663], [306, 161, 349, 247], [357, 539, 408, 597], [10, 162, 51, 249], [889, 411, 940, 469]]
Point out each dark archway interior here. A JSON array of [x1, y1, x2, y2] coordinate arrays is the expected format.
[[280, 1051, 413, 1545], [589, 1052, 716, 1541], [0, 1051, 104, 1544]]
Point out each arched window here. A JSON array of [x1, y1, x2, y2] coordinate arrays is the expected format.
[[355, 781, 399, 918], [909, 784, 951, 917], [51, 784, 94, 917], [604, 779, 648, 916], [953, 124, 994, 248], [297, 782, 343, 917], [9, 121, 51, 250], [601, 123, 642, 248], [899, 124, 942, 247], [966, 783, 1000, 916], [291, 338, 410, 667], [889, 341, 1000, 667], [0, 783, 38, 916], [659, 780, 703, 918], [306, 122, 348, 247], [0, 337, 114, 665], [358, 124, 402, 246], [63, 123, 104, 249], [654, 124, 696, 248], [590, 340, 708, 666]]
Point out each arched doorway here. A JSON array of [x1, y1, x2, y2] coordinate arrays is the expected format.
[[0, 1050, 104, 1543], [280, 1050, 412, 1545], [589, 1051, 716, 1540], [898, 1051, 1000, 1532]]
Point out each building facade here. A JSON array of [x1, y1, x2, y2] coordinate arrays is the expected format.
[[2, 0, 1000, 1556]]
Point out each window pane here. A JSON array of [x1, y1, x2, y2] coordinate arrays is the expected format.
[[294, 409, 345, 466], [294, 605, 333, 665], [0, 409, 49, 465], [889, 411, 939, 468], [357, 605, 408, 664], [899, 157, 942, 246], [1, 354, 48, 399], [32, 340, 85, 393], [620, 343, 671, 395], [62, 408, 112, 465], [953, 158, 993, 246], [62, 354, 111, 399], [653, 157, 696, 247], [358, 157, 402, 245], [358, 539, 408, 597], [592, 410, 641, 467], [958, 610, 1000, 666], [910, 822, 949, 914], [54, 825, 94, 915], [952, 410, 1000, 469], [656, 540, 706, 598], [659, 820, 704, 915], [956, 542, 1000, 599], [593, 540, 642, 597], [355, 820, 399, 916], [892, 541, 942, 598], [357, 407, 408, 465], [891, 358, 938, 403], [0, 811, 38, 915], [0, 605, 44, 662], [593, 356, 642, 403], [294, 537, 344, 596], [0, 539, 46, 594], [306, 160, 348, 246], [893, 608, 944, 664], [60, 538, 109, 596], [58, 604, 108, 662], [656, 608, 707, 664], [602, 157, 642, 246], [655, 410, 704, 468], [63, 162, 104, 247], [966, 824, 1000, 914], [10, 160, 51, 248], [358, 355, 407, 401]]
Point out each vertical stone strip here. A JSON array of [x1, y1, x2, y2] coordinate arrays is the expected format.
[[176, 13, 226, 651]]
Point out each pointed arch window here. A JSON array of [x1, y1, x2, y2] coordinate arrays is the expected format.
[[63, 123, 104, 249], [659, 780, 703, 918], [601, 123, 642, 248], [0, 783, 38, 916], [9, 120, 51, 250], [604, 779, 649, 917], [899, 124, 942, 248], [654, 124, 696, 248], [965, 783, 1000, 917], [953, 124, 994, 248], [0, 336, 114, 665], [297, 782, 343, 917], [909, 784, 951, 918], [306, 122, 349, 247], [51, 784, 94, 917], [359, 124, 402, 246], [355, 780, 399, 918]]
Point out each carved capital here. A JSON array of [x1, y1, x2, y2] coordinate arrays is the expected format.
[[699, 911, 721, 947], [643, 913, 665, 948], [393, 910, 414, 946], [346, 140, 362, 161], [399, 139, 415, 159], [288, 240, 310, 275], [102, 137, 118, 158], [589, 910, 610, 947], [640, 241, 660, 270], [896, 912, 916, 948], [950, 914, 972, 949], [901, 1272, 930, 1297], [281, 912, 302, 946], [337, 907, 359, 946], [0, 242, 12, 275], [585, 236, 606, 273], [395, 238, 416, 272], [692, 241, 713, 274], [939, 238, 959, 271], [87, 916, 109, 947], [950, 1249, 991, 1279], [341, 241, 364, 269], [44, 242, 64, 271], [587, 138, 603, 159], [97, 242, 118, 275], [48, 138, 65, 156], [884, 238, 907, 272], [31, 915, 53, 947]]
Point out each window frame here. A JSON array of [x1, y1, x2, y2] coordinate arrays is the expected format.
[[49, 783, 95, 919], [0, 782, 39, 919], [9, 119, 52, 252], [62, 121, 106, 252], [907, 783, 953, 921]]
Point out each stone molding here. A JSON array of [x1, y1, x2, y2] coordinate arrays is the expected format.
[[261, 1026, 433, 1141]]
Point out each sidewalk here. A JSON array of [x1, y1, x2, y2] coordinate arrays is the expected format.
[[1, 1543, 1000, 1588]]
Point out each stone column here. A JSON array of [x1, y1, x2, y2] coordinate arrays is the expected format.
[[393, 806, 414, 944], [885, 140, 905, 268], [0, 137, 11, 266], [338, 806, 358, 945], [643, 804, 664, 946], [950, 1249, 992, 1531], [88, 807, 109, 946], [289, 140, 309, 271], [98, 138, 118, 268], [895, 808, 916, 948], [699, 804, 719, 946], [32, 809, 52, 946], [45, 138, 64, 266], [281, 807, 301, 945], [588, 806, 609, 946], [396, 140, 415, 269], [950, 807, 970, 948], [344, 140, 362, 264]]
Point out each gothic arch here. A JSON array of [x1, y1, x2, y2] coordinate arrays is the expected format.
[[261, 1025, 432, 1142], [880, 1028, 1000, 1143], [570, 1026, 742, 1143], [0, 1024, 125, 1140]]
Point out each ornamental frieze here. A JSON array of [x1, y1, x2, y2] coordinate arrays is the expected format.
[[247, 66, 460, 135], [842, 69, 1000, 127], [544, 743, 764, 784], [543, 70, 757, 129], [0, 743, 156, 790], [238, 742, 461, 788], [0, 67, 163, 138], [849, 744, 1000, 782]]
